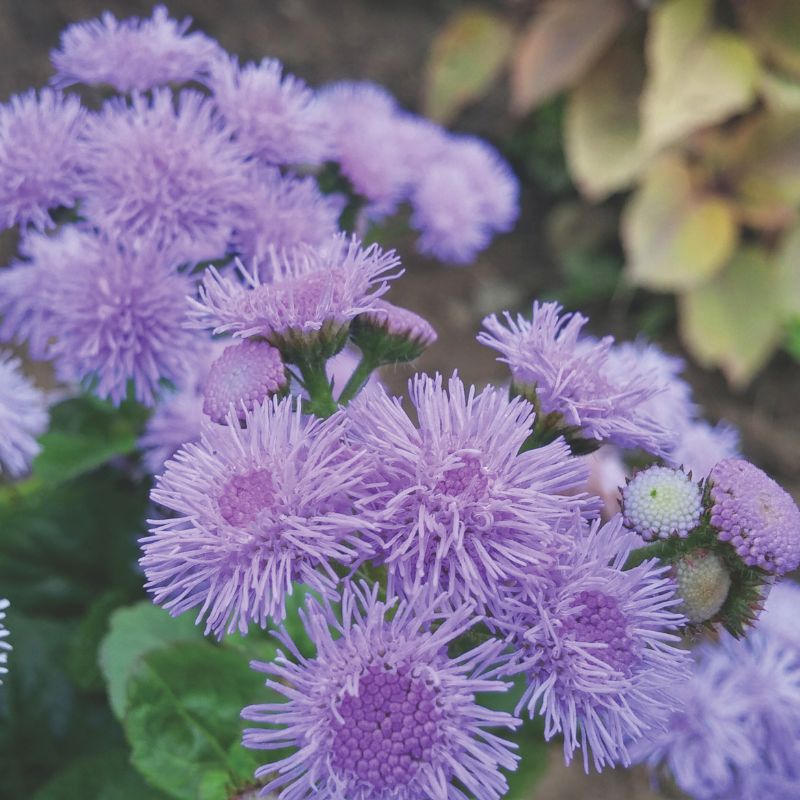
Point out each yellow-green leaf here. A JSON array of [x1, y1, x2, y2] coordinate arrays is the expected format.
[[642, 0, 759, 152], [424, 8, 512, 124], [739, 0, 800, 80], [775, 224, 800, 315], [564, 39, 648, 199], [679, 247, 784, 386], [510, 0, 628, 115], [760, 71, 800, 114], [622, 156, 738, 291]]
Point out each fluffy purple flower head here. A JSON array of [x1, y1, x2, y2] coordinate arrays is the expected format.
[[46, 236, 199, 406], [758, 580, 800, 650], [141, 397, 375, 636], [411, 135, 519, 264], [499, 515, 689, 771], [479, 302, 673, 454], [78, 88, 249, 262], [0, 599, 9, 684], [242, 582, 519, 800], [0, 226, 91, 359], [669, 420, 741, 479], [202, 340, 286, 424], [207, 55, 330, 166], [0, 353, 48, 478], [0, 89, 85, 232], [347, 372, 593, 610], [709, 459, 800, 574], [234, 167, 343, 266], [50, 6, 220, 92], [189, 234, 401, 354]]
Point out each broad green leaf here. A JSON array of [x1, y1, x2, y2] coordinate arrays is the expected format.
[[622, 156, 738, 291], [100, 601, 203, 720], [679, 247, 784, 386], [775, 223, 800, 315], [424, 8, 512, 123], [739, 0, 800, 80], [510, 0, 628, 114], [786, 317, 800, 361], [0, 470, 149, 616], [642, 0, 759, 152], [123, 642, 264, 800], [760, 71, 800, 114], [33, 394, 148, 486], [565, 38, 649, 199], [32, 749, 169, 800]]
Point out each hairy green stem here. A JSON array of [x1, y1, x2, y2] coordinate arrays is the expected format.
[[337, 355, 378, 406]]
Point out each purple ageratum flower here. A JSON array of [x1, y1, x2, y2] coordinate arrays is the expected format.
[[46, 236, 199, 406], [758, 580, 800, 650], [0, 353, 48, 478], [479, 302, 673, 454], [669, 420, 740, 479], [499, 515, 689, 771], [141, 397, 375, 636], [207, 55, 330, 166], [188, 234, 401, 351], [410, 135, 519, 264], [709, 459, 800, 574], [242, 582, 520, 800], [0, 599, 9, 684], [0, 89, 85, 232], [346, 372, 593, 609], [234, 166, 343, 267], [78, 88, 249, 262], [202, 340, 287, 424], [0, 226, 91, 359], [50, 5, 220, 92]]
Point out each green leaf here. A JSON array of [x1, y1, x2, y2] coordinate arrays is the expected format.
[[100, 601, 203, 720], [739, 0, 800, 81], [785, 317, 800, 361], [33, 395, 148, 486], [564, 37, 649, 199], [622, 156, 738, 291], [510, 0, 628, 114], [424, 8, 512, 123], [642, 0, 759, 152], [679, 246, 784, 386], [123, 642, 264, 800], [32, 749, 170, 800]]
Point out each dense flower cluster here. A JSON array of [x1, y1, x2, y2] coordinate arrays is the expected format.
[[2, 8, 799, 800]]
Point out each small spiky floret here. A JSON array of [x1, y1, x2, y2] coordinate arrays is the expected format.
[[622, 466, 702, 542], [0, 353, 48, 478], [207, 55, 330, 166], [78, 88, 249, 262], [668, 419, 740, 479], [633, 606, 800, 800], [141, 398, 374, 636], [0, 226, 91, 359], [479, 302, 672, 454], [188, 235, 401, 357], [410, 135, 519, 264], [709, 459, 800, 575], [671, 550, 731, 624], [234, 167, 343, 266], [242, 582, 520, 800], [44, 237, 199, 406], [0, 89, 85, 232], [347, 373, 593, 610], [202, 340, 286, 423], [499, 516, 689, 771], [0, 599, 10, 684], [50, 5, 220, 92]]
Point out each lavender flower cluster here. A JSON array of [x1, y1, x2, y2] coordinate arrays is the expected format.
[[0, 7, 798, 800]]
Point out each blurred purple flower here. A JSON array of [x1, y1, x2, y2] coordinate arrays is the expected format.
[[347, 372, 592, 609], [141, 398, 375, 636], [51, 5, 220, 92], [0, 352, 48, 478], [207, 55, 330, 166], [669, 419, 741, 478], [242, 582, 519, 800], [0, 89, 86, 232], [78, 88, 249, 262]]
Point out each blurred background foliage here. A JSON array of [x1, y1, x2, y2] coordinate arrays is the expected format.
[[425, 0, 800, 386]]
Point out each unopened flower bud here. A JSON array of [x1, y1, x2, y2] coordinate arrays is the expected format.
[[671, 550, 731, 624], [351, 299, 437, 364]]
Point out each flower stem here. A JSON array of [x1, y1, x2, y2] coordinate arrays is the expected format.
[[297, 357, 337, 418], [338, 355, 378, 406]]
